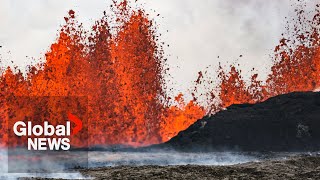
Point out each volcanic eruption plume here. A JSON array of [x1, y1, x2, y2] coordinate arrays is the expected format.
[[194, 2, 320, 112], [0, 1, 204, 147], [1, 0, 320, 148]]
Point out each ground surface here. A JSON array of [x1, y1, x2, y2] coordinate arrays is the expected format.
[[19, 92, 320, 179], [76, 155, 320, 180]]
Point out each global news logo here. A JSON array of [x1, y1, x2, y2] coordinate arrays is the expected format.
[[12, 113, 82, 151]]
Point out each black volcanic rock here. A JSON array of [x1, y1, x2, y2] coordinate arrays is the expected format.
[[161, 92, 320, 151]]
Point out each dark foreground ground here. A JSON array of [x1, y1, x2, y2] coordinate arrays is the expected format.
[[160, 92, 320, 152], [74, 155, 320, 180], [19, 91, 320, 179]]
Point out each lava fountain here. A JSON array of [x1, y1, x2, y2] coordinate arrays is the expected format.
[[0, 1, 204, 147], [1, 1, 320, 148]]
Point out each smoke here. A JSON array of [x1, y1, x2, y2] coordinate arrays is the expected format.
[[1, 0, 313, 98], [0, 148, 311, 179], [0, 148, 260, 179], [88, 150, 259, 167], [136, 0, 301, 98], [0, 148, 88, 180]]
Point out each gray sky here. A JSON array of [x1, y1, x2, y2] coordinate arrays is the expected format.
[[0, 0, 304, 97]]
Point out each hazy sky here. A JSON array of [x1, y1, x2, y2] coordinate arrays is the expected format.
[[0, 0, 309, 96]]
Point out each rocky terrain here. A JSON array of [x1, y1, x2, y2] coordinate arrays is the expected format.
[[158, 92, 320, 151], [19, 92, 320, 179], [18, 154, 320, 179], [78, 154, 320, 180]]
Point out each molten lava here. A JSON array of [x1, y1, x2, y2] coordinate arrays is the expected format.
[[207, 3, 320, 110], [0, 1, 204, 147], [1, 1, 320, 147]]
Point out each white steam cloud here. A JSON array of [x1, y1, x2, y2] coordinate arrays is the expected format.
[[0, 0, 314, 97]]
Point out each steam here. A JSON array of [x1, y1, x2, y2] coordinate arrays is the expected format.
[[1, 0, 313, 97], [0, 148, 261, 179], [88, 151, 259, 167], [0, 148, 310, 179], [0, 148, 88, 180]]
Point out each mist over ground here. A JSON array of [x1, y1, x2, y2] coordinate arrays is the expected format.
[[0, 149, 86, 179]]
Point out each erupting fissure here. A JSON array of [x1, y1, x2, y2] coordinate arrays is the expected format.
[[0, 1, 204, 147], [1, 1, 320, 147]]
